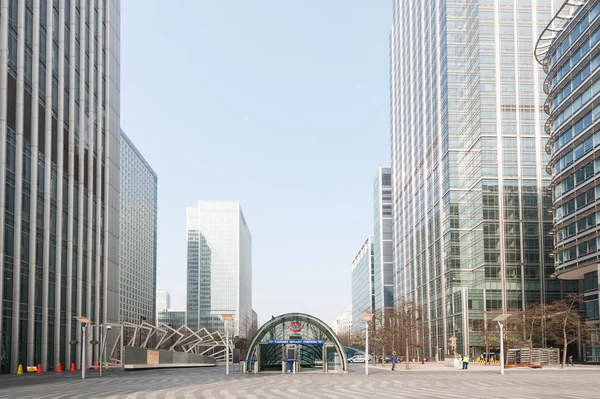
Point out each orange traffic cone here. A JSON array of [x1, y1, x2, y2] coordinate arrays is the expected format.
[[57, 363, 63, 373], [93, 362, 98, 371], [36, 364, 42, 374], [70, 363, 76, 372]]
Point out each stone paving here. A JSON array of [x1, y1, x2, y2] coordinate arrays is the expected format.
[[0, 363, 598, 398]]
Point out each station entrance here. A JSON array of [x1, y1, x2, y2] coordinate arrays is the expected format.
[[246, 313, 347, 373]]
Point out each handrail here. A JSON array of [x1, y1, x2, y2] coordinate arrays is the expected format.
[[535, 0, 588, 68]]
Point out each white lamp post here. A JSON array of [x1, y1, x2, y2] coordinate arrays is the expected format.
[[361, 314, 374, 375], [493, 314, 511, 375], [221, 314, 234, 376], [74, 316, 92, 380]]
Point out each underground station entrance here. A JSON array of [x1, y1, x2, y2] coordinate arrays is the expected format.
[[246, 313, 348, 373]]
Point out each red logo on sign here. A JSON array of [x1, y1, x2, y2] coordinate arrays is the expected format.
[[289, 321, 303, 333]]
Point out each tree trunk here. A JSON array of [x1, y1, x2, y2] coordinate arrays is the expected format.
[[562, 331, 568, 369], [485, 341, 490, 366], [529, 339, 533, 364], [405, 341, 410, 370]]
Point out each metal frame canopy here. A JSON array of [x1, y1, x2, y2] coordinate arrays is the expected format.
[[247, 313, 348, 372]]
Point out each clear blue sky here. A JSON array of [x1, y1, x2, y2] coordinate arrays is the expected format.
[[120, 1, 392, 326]]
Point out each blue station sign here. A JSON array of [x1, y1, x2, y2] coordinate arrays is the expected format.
[[267, 340, 325, 345]]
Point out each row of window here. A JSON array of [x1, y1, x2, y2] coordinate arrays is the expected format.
[[553, 50, 600, 110], [553, 73, 600, 132], [555, 186, 598, 220], [554, 157, 600, 198], [553, 22, 600, 87], [554, 101, 600, 152], [554, 125, 600, 174], [551, 1, 600, 66], [556, 211, 600, 243], [556, 236, 599, 264]]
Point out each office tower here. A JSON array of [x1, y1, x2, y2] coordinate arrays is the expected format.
[[156, 290, 170, 314], [390, 0, 571, 358], [536, 0, 600, 362], [251, 309, 258, 335], [0, 0, 121, 373], [373, 167, 394, 310], [186, 201, 252, 337], [157, 309, 186, 328], [119, 130, 157, 325], [351, 237, 374, 335], [331, 305, 353, 338]]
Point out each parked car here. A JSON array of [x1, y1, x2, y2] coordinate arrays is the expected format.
[[348, 355, 373, 363]]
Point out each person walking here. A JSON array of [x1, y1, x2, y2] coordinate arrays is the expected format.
[[568, 356, 574, 366], [462, 354, 470, 370], [391, 352, 398, 371]]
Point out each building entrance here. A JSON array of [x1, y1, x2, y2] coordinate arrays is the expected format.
[[246, 313, 347, 373]]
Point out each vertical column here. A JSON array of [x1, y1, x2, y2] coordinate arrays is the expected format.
[[64, 0, 76, 366], [0, 0, 9, 372], [94, 0, 103, 363], [11, 0, 26, 373], [76, 0, 86, 369], [86, 0, 95, 367], [40, 0, 54, 369], [28, 0, 41, 368], [103, 0, 111, 330], [51, 0, 66, 370]]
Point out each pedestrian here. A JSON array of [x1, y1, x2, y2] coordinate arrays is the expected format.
[[568, 356, 573, 366], [462, 354, 470, 370], [391, 352, 397, 371]]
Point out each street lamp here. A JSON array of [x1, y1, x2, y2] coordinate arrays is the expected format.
[[221, 314, 234, 376], [493, 314, 511, 375], [361, 314, 374, 375], [74, 316, 92, 380]]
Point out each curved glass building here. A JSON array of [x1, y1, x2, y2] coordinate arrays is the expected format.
[[536, 0, 600, 362]]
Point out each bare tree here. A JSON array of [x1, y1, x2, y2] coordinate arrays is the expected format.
[[545, 294, 588, 368], [481, 318, 499, 365], [510, 303, 544, 364], [393, 299, 422, 370]]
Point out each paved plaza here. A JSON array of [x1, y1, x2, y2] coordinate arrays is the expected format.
[[0, 363, 598, 398]]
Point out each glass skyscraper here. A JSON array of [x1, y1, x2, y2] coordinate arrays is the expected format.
[[536, 0, 600, 362], [373, 167, 394, 310], [0, 0, 121, 373], [186, 201, 252, 337], [119, 130, 157, 325], [391, 0, 573, 358], [351, 236, 374, 335]]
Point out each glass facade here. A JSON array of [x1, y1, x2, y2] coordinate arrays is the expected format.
[[0, 0, 121, 374], [157, 309, 186, 328], [373, 167, 394, 310], [155, 290, 170, 324], [119, 130, 157, 325], [537, 0, 600, 363], [391, 0, 566, 358], [351, 237, 374, 335], [186, 201, 252, 337]]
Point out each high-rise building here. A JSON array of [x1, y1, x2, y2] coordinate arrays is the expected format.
[[373, 167, 394, 310], [156, 290, 170, 314], [186, 201, 252, 337], [157, 309, 186, 328], [351, 237, 374, 335], [536, 0, 600, 363], [330, 305, 353, 339], [119, 130, 157, 325], [0, 0, 121, 374], [390, 0, 574, 358], [251, 309, 258, 336]]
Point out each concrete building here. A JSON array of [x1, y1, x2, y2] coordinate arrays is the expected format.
[[373, 167, 394, 310], [331, 305, 353, 339], [186, 201, 252, 337], [157, 309, 186, 328], [0, 0, 121, 373], [351, 237, 374, 336], [119, 130, 157, 326], [156, 290, 170, 323], [390, 0, 574, 358], [536, 0, 600, 362]]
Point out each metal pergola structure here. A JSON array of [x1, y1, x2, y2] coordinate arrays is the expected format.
[[108, 322, 231, 366]]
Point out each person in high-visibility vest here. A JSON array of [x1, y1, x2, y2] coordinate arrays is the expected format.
[[462, 355, 470, 370]]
